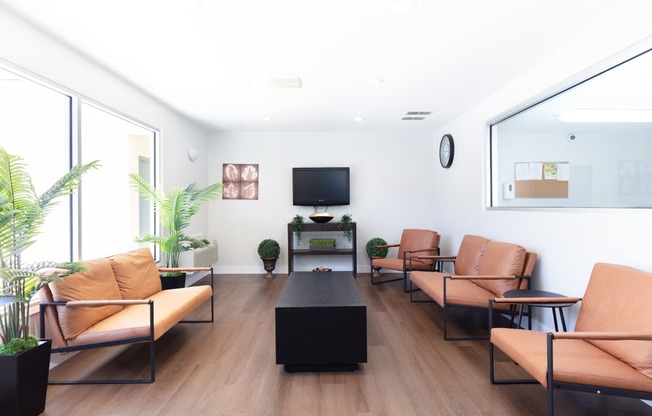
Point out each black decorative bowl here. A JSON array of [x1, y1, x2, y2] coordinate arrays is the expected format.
[[309, 212, 334, 223]]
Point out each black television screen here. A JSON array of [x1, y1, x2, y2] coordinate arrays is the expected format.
[[292, 167, 350, 206]]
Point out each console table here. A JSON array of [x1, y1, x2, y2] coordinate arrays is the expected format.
[[275, 272, 367, 371], [287, 221, 357, 275]]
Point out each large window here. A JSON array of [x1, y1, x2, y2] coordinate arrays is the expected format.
[[0, 67, 72, 264], [80, 103, 156, 259], [0, 66, 158, 263]]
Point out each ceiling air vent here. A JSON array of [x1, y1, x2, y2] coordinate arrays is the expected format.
[[402, 111, 431, 120]]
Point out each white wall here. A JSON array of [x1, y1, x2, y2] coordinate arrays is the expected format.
[[0, 7, 212, 239], [432, 6, 652, 330], [208, 131, 435, 274], [5, 3, 652, 333]]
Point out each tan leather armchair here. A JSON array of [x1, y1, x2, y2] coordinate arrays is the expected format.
[[489, 262, 652, 416], [369, 229, 440, 292]]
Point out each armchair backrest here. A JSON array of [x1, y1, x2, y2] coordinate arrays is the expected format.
[[396, 229, 440, 261], [472, 241, 527, 296], [454, 235, 490, 275], [575, 263, 652, 378]]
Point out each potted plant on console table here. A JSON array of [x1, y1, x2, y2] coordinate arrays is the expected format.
[[0, 146, 98, 416], [129, 173, 222, 289]]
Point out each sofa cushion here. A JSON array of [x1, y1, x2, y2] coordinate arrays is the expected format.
[[575, 263, 652, 379], [48, 258, 123, 340], [454, 235, 490, 275], [473, 242, 526, 296], [109, 248, 162, 299], [66, 285, 213, 347]]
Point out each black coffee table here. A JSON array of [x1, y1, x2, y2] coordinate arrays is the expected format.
[[275, 272, 367, 372]]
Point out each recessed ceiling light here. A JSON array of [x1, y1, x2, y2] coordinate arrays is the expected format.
[[354, 117, 366, 122], [390, 0, 417, 14], [366, 79, 384, 85], [262, 116, 273, 121]]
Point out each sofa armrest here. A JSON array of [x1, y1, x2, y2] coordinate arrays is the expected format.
[[448, 274, 518, 280], [416, 255, 456, 260], [66, 299, 151, 307], [404, 247, 440, 256], [551, 331, 652, 341], [374, 244, 399, 250]]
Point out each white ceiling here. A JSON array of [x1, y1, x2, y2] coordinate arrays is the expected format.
[[0, 0, 639, 132]]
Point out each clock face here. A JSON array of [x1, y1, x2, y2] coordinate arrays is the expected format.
[[439, 134, 454, 168]]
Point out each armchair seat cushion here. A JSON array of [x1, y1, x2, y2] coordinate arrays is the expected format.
[[372, 257, 432, 271], [492, 328, 652, 392]]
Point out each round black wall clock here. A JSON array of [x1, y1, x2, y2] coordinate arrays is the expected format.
[[439, 134, 454, 168]]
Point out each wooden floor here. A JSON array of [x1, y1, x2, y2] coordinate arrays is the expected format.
[[44, 273, 652, 416]]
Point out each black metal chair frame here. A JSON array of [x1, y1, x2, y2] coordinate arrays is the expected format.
[[39, 268, 214, 385], [487, 298, 652, 416], [408, 260, 529, 341], [370, 247, 440, 292]]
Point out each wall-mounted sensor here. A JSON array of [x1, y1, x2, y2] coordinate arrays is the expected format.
[[567, 133, 577, 142], [503, 182, 515, 199]]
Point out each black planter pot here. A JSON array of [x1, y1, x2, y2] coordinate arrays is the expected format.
[[262, 258, 277, 278], [0, 339, 52, 416], [160, 272, 186, 290]]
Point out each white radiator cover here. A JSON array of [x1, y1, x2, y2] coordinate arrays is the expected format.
[[178, 239, 218, 268]]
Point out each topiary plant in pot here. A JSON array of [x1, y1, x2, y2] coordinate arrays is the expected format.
[[257, 239, 280, 278], [0, 146, 98, 416], [129, 173, 222, 289], [366, 237, 388, 279]]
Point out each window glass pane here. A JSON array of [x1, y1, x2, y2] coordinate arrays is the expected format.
[[80, 102, 156, 259], [0, 67, 71, 264]]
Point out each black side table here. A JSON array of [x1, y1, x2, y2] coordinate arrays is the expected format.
[[503, 289, 577, 331]]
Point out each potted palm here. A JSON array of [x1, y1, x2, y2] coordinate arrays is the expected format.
[[0, 146, 98, 416], [257, 239, 280, 278], [129, 173, 222, 289]]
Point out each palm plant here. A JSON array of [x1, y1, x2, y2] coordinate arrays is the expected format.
[[129, 173, 222, 269], [0, 147, 99, 353]]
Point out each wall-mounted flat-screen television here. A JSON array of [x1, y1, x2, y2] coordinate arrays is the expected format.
[[292, 167, 350, 206]]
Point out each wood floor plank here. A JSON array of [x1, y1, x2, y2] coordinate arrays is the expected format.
[[42, 273, 652, 416]]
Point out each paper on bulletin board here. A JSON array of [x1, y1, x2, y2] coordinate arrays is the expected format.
[[515, 162, 543, 180], [543, 163, 570, 181], [514, 161, 569, 198]]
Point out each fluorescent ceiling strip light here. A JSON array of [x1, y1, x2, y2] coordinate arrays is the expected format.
[[559, 108, 652, 123]]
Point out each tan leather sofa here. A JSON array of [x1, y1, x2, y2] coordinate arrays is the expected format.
[[409, 235, 537, 340], [38, 247, 213, 384], [490, 262, 652, 415]]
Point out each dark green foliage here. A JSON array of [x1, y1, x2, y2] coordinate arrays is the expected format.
[[258, 239, 280, 259], [366, 237, 388, 258], [292, 214, 304, 245], [0, 335, 38, 355], [339, 214, 353, 242]]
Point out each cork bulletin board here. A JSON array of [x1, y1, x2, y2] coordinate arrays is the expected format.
[[514, 162, 569, 198]]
